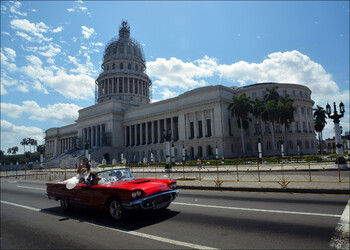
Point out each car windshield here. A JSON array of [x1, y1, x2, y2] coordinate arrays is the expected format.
[[96, 168, 135, 184]]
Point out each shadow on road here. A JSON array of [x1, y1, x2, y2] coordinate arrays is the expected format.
[[40, 205, 180, 231]]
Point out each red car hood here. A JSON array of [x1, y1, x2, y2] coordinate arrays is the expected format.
[[105, 179, 171, 196]]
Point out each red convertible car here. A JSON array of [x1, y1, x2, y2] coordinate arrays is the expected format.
[[46, 167, 179, 220]]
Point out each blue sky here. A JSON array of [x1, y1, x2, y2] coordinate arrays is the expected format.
[[1, 0, 349, 154]]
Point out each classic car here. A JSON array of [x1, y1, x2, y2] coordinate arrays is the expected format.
[[46, 167, 179, 220]]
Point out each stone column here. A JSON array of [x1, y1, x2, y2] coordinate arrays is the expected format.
[[151, 120, 154, 144]]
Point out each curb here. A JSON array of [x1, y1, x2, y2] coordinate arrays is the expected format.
[[177, 185, 350, 195]]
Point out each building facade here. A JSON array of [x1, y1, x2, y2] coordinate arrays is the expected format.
[[45, 21, 317, 163]]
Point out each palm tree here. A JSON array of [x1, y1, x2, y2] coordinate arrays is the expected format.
[[252, 98, 266, 156], [21, 138, 28, 153], [262, 87, 281, 155], [313, 105, 327, 154], [264, 87, 280, 102], [27, 138, 34, 152], [7, 146, 18, 155], [261, 100, 279, 155], [228, 93, 253, 157], [278, 95, 296, 155]]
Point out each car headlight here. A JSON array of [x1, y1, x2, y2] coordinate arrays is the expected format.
[[170, 183, 176, 189], [132, 190, 142, 198]]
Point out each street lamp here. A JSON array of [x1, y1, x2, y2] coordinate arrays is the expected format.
[[215, 143, 218, 159], [182, 143, 186, 161], [325, 101, 348, 168], [279, 138, 284, 157]]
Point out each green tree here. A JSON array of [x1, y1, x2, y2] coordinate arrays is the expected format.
[[313, 105, 327, 154], [20, 138, 28, 153], [7, 146, 19, 155], [228, 93, 253, 157], [278, 95, 296, 155], [252, 98, 266, 156], [262, 100, 279, 155]]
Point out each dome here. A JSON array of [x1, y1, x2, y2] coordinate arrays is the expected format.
[[102, 21, 145, 64]]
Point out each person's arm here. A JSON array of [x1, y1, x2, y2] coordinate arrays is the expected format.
[[77, 164, 82, 174]]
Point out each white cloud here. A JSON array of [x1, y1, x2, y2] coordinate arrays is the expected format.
[[10, 19, 52, 42], [81, 26, 95, 39], [9, 1, 27, 17], [23, 44, 61, 57], [0, 120, 44, 154], [67, 0, 90, 14], [1, 101, 81, 124], [3, 48, 16, 62], [147, 57, 211, 89], [16, 55, 95, 99], [52, 26, 63, 33], [159, 88, 179, 99], [47, 58, 55, 64]]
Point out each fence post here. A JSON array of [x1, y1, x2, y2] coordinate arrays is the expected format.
[[236, 161, 239, 182], [182, 161, 184, 180], [25, 168, 26, 179], [16, 169, 18, 179], [337, 155, 342, 183], [257, 158, 261, 182], [308, 156, 312, 182]]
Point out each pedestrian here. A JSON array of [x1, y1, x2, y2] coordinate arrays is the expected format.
[[197, 158, 202, 169]]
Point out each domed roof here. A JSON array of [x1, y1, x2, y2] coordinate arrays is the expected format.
[[103, 21, 145, 64]]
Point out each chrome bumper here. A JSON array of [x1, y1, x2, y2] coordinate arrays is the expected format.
[[122, 190, 179, 210]]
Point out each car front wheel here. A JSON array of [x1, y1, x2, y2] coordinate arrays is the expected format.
[[109, 199, 125, 221]]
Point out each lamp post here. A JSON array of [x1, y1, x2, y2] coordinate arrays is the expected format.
[[215, 143, 218, 159], [279, 138, 285, 157], [182, 143, 186, 161], [345, 131, 350, 153], [325, 101, 348, 169], [162, 129, 172, 174]]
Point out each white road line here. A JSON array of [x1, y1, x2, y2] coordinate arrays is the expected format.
[[173, 202, 341, 218], [330, 200, 350, 250], [1, 200, 41, 212], [17, 185, 46, 191], [0, 200, 217, 250]]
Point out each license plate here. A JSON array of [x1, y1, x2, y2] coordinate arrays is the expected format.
[[154, 201, 168, 209]]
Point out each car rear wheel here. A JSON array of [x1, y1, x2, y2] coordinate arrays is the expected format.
[[109, 199, 125, 221], [60, 198, 73, 211]]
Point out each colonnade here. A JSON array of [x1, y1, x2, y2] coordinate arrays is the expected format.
[[82, 124, 106, 149], [124, 117, 179, 147], [97, 77, 149, 97]]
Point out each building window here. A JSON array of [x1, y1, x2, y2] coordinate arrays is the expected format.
[[190, 122, 194, 139], [106, 65, 109, 70], [206, 119, 212, 137], [283, 90, 287, 97], [128, 63, 131, 70], [135, 65, 138, 71], [228, 118, 233, 136], [112, 63, 115, 69], [267, 141, 272, 150], [292, 90, 296, 96], [198, 120, 203, 138], [252, 92, 256, 99], [301, 107, 305, 115], [120, 63, 123, 69]]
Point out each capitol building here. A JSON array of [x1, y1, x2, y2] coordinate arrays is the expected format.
[[45, 21, 317, 163]]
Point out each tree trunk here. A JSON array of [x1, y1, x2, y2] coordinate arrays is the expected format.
[[240, 119, 246, 157], [271, 122, 276, 155], [318, 132, 323, 154], [284, 124, 289, 156]]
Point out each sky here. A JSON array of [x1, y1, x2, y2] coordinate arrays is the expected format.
[[1, 0, 349, 154]]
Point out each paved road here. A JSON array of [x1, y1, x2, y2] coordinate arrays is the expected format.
[[1, 179, 349, 249]]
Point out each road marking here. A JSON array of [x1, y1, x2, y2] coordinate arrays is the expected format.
[[173, 202, 341, 218], [17, 185, 46, 191], [330, 200, 350, 250], [0, 200, 217, 250], [1, 200, 41, 212]]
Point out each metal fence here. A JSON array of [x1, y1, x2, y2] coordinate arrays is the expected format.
[[1, 154, 349, 188]]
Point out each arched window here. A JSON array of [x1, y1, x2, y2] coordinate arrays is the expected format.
[[120, 63, 123, 69]]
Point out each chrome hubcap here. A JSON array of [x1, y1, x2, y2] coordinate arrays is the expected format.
[[110, 201, 122, 219]]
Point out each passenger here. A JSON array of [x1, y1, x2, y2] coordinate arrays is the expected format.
[[77, 157, 91, 183]]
